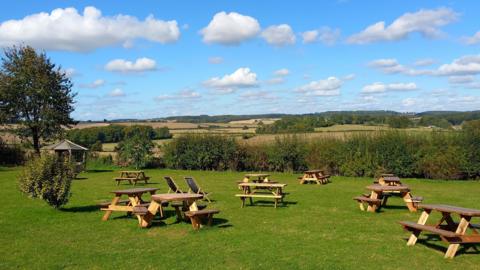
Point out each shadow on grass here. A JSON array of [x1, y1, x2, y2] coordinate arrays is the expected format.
[[381, 205, 408, 210], [404, 236, 480, 257], [86, 169, 114, 173], [74, 177, 88, 180], [243, 200, 297, 208], [61, 205, 99, 213]]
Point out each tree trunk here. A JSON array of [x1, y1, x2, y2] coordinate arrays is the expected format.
[[32, 129, 40, 155]]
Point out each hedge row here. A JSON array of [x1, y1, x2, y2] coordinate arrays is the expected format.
[[163, 121, 480, 180]]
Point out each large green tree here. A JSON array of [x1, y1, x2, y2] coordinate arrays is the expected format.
[[0, 46, 76, 154]]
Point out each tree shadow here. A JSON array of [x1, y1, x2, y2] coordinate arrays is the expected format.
[[73, 177, 88, 180]]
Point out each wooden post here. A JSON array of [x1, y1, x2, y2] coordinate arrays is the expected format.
[[445, 216, 471, 258], [407, 210, 430, 246]]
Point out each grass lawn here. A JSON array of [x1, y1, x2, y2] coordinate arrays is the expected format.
[[0, 167, 479, 269]]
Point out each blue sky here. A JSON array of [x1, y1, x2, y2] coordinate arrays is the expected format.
[[1, 1, 480, 120]]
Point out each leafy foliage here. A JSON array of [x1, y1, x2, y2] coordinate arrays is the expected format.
[[116, 126, 154, 169], [18, 154, 75, 208], [0, 45, 76, 153]]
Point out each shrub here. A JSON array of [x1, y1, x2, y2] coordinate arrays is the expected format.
[[90, 140, 103, 151], [18, 154, 75, 208], [163, 134, 239, 170], [267, 135, 307, 172]]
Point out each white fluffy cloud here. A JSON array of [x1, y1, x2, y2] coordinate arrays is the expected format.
[[109, 88, 125, 97], [347, 8, 458, 44], [201, 12, 260, 45], [402, 98, 417, 107], [362, 82, 418, 93], [413, 58, 436, 67], [261, 24, 296, 46], [297, 77, 343, 96], [368, 58, 432, 76], [203, 67, 258, 93], [0, 6, 180, 52], [302, 27, 340, 45], [437, 55, 480, 76], [105, 58, 156, 73], [464, 31, 480, 45], [79, 79, 105, 89]]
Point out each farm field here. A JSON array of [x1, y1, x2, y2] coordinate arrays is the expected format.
[[0, 167, 479, 269]]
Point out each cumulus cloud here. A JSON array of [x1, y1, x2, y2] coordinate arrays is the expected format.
[[109, 88, 125, 97], [362, 82, 418, 93], [105, 57, 156, 73], [79, 79, 105, 89], [208, 56, 224, 64], [436, 55, 480, 76], [463, 31, 480, 45], [261, 24, 296, 46], [155, 89, 201, 102], [347, 8, 458, 44], [302, 27, 340, 45], [203, 67, 258, 93], [448, 75, 475, 84], [368, 58, 432, 76], [239, 90, 278, 101], [64, 68, 78, 78], [0, 6, 180, 52], [200, 12, 260, 45], [296, 77, 343, 96]]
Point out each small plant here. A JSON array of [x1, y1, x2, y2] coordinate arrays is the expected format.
[[18, 154, 75, 208]]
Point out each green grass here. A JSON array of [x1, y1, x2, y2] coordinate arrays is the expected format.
[[1, 167, 479, 269]]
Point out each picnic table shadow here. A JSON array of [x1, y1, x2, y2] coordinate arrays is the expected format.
[[61, 205, 100, 213], [242, 200, 297, 208], [403, 236, 480, 257], [85, 169, 114, 173]]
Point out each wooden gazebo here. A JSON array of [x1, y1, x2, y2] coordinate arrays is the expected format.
[[43, 139, 88, 172]]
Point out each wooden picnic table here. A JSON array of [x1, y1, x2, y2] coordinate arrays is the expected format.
[[298, 169, 330, 185], [114, 170, 150, 185], [365, 184, 419, 212], [242, 173, 271, 183], [400, 204, 480, 258], [101, 187, 158, 222], [138, 193, 204, 228], [236, 182, 287, 208], [377, 175, 402, 186]]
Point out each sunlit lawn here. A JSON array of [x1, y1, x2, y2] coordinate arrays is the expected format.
[[0, 167, 479, 269]]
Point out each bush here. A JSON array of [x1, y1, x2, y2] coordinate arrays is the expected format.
[[90, 140, 103, 151], [267, 135, 307, 172], [163, 134, 239, 170], [18, 154, 75, 208]]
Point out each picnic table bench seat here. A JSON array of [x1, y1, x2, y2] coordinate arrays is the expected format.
[[185, 209, 220, 230], [236, 194, 283, 208], [354, 196, 382, 211], [97, 199, 130, 207], [399, 221, 459, 238]]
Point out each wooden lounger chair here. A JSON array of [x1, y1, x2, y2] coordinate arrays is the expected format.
[[185, 177, 212, 203], [164, 176, 184, 194]]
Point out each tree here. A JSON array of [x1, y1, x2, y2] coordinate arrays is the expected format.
[[0, 46, 76, 154], [117, 127, 154, 169]]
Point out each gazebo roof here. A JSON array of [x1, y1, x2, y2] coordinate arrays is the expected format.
[[43, 139, 88, 151]]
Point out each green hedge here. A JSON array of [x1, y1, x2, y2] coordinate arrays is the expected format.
[[162, 123, 480, 179]]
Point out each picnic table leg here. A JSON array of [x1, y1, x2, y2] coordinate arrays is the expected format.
[[102, 196, 121, 221], [367, 191, 380, 212], [407, 210, 431, 246], [140, 201, 161, 228], [445, 216, 471, 259], [402, 192, 417, 212]]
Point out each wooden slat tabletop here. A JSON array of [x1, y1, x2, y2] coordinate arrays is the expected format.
[[151, 193, 203, 202], [419, 204, 480, 217], [366, 184, 410, 192], [238, 182, 287, 188], [111, 187, 158, 195]]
